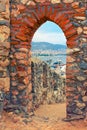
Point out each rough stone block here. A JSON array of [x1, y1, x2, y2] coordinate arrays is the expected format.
[[0, 0, 6, 12], [63, 0, 73, 3], [0, 26, 10, 42], [51, 0, 61, 3]]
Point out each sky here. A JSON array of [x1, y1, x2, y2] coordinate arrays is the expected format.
[[32, 21, 67, 45]]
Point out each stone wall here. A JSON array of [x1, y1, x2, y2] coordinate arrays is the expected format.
[[0, 0, 10, 92], [0, 0, 87, 120], [31, 58, 65, 109]]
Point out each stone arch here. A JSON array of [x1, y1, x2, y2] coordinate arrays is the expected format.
[[14, 3, 78, 48], [10, 1, 82, 119]]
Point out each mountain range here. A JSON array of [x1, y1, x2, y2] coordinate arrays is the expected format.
[[31, 42, 66, 51]]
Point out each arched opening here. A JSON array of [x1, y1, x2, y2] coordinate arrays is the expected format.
[[31, 21, 67, 120], [10, 2, 80, 120]]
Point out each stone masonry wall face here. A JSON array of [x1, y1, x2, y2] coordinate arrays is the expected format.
[[31, 60, 65, 109], [0, 0, 10, 92], [0, 0, 87, 120]]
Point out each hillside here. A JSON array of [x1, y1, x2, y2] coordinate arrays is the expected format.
[[31, 42, 66, 50]]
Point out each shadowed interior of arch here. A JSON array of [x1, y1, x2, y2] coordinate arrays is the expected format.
[[31, 21, 67, 120]]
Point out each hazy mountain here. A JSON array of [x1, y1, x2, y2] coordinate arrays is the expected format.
[[31, 42, 66, 50]]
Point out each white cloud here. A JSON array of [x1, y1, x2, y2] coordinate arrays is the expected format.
[[32, 32, 67, 45]]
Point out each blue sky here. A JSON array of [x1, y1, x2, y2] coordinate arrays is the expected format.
[[32, 21, 67, 45]]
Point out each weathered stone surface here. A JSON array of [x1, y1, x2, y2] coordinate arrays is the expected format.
[[81, 38, 87, 42], [83, 31, 87, 34], [85, 10, 87, 17], [83, 82, 87, 86], [51, 0, 61, 3], [73, 108, 83, 115], [81, 20, 87, 26], [17, 71, 27, 77], [16, 33, 27, 41], [0, 49, 9, 56], [18, 84, 26, 91], [83, 27, 87, 30], [27, 83, 32, 93], [0, 0, 6, 12], [0, 59, 9, 67], [0, 26, 10, 42], [72, 22, 80, 27], [31, 58, 65, 108], [74, 16, 86, 20], [0, 77, 10, 92], [23, 77, 29, 85], [14, 52, 27, 59], [79, 62, 87, 70], [67, 48, 73, 54], [63, 0, 73, 3], [12, 90, 19, 96], [0, 20, 9, 26], [82, 96, 87, 102], [67, 48, 80, 55], [71, 2, 79, 9], [77, 27, 83, 34], [20, 0, 28, 4], [18, 60, 29, 66], [27, 1, 36, 5], [77, 102, 86, 109], [0, 42, 10, 49], [11, 81, 18, 87], [67, 56, 75, 62], [84, 58, 87, 62], [73, 48, 80, 53], [18, 48, 28, 53], [10, 72, 17, 77], [34, 0, 47, 3], [76, 76, 86, 81], [0, 0, 10, 108], [0, 0, 9, 20]]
